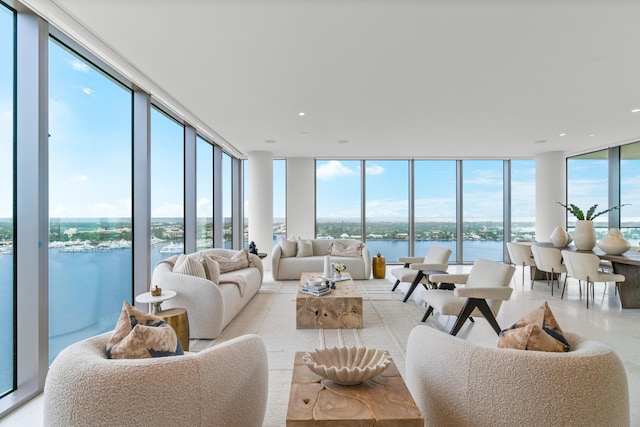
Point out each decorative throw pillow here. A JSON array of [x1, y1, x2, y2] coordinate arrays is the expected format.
[[498, 302, 570, 352], [279, 237, 297, 258], [209, 249, 251, 273], [172, 256, 207, 279], [106, 302, 183, 359], [201, 256, 221, 283], [329, 241, 364, 258], [296, 238, 314, 257]]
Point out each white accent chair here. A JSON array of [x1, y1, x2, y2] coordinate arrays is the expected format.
[[390, 246, 451, 302], [406, 326, 630, 427], [530, 245, 567, 296], [420, 258, 515, 335], [506, 242, 536, 288], [562, 250, 625, 309], [44, 332, 269, 427]]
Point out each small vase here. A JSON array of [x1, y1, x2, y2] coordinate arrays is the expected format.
[[597, 228, 630, 255], [550, 226, 569, 248], [573, 220, 596, 251]]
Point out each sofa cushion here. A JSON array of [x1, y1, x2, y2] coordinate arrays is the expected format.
[[209, 249, 251, 273], [106, 302, 183, 359], [173, 256, 207, 279], [498, 302, 570, 352], [201, 256, 221, 283], [279, 237, 297, 258], [328, 241, 364, 258], [296, 239, 314, 257]]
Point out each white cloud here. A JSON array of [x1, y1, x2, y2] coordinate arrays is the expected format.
[[316, 160, 356, 180], [69, 175, 89, 183], [69, 59, 90, 73], [81, 87, 95, 95], [152, 202, 184, 218], [365, 164, 384, 175]]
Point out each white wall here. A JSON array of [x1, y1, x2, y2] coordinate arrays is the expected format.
[[535, 151, 567, 241], [286, 158, 315, 239]]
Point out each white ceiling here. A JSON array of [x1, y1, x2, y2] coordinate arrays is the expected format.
[[25, 0, 640, 159]]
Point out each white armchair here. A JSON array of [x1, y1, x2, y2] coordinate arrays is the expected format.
[[420, 258, 515, 335], [406, 326, 630, 427], [44, 332, 269, 427], [390, 246, 451, 301]]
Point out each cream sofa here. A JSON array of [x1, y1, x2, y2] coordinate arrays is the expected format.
[[152, 249, 263, 339], [44, 332, 268, 427], [406, 325, 630, 427], [271, 238, 372, 280]]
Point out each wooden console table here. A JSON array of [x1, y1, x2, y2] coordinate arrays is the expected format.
[[286, 352, 423, 426]]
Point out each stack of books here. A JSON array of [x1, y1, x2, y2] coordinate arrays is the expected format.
[[300, 280, 331, 296]]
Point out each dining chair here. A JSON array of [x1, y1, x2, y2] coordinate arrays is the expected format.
[[561, 250, 625, 309], [530, 245, 566, 296], [506, 242, 536, 289]]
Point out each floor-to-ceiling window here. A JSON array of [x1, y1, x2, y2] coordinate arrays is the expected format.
[[619, 143, 640, 245], [316, 160, 362, 239], [365, 160, 408, 263], [462, 160, 504, 262], [150, 107, 185, 266], [196, 136, 213, 251], [273, 159, 286, 246], [566, 150, 609, 238], [511, 160, 536, 241], [48, 38, 133, 362], [0, 2, 14, 396], [414, 160, 457, 261], [222, 152, 233, 248]]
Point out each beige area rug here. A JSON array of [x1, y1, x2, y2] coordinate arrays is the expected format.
[[190, 278, 448, 427]]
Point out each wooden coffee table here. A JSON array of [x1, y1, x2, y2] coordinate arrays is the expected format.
[[286, 351, 423, 426], [296, 272, 362, 329]]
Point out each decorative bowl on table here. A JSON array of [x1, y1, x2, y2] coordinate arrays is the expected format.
[[307, 277, 324, 287], [303, 346, 392, 385]]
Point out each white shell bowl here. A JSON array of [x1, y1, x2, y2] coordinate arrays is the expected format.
[[307, 277, 324, 287], [303, 346, 392, 385]]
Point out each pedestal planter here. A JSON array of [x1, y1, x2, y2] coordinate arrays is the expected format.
[[573, 220, 596, 250]]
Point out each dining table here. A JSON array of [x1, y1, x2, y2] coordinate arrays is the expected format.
[[529, 242, 640, 309]]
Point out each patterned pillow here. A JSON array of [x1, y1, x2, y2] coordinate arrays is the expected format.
[[328, 241, 365, 258], [208, 249, 251, 273], [279, 237, 297, 258], [296, 239, 314, 257], [498, 302, 570, 352], [106, 302, 183, 359], [172, 256, 207, 279]]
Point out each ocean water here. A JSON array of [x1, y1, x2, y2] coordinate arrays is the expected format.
[[0, 239, 504, 395]]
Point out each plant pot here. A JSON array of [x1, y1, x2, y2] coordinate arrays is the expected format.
[[573, 220, 596, 250]]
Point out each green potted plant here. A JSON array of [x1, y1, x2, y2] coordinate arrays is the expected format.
[[556, 202, 628, 250]]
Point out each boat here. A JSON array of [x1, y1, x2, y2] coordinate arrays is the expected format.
[[160, 242, 184, 254]]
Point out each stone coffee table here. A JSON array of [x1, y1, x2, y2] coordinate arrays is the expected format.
[[296, 272, 362, 329]]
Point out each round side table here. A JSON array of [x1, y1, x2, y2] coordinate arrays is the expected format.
[[135, 290, 176, 314], [372, 254, 386, 279], [156, 308, 190, 352]]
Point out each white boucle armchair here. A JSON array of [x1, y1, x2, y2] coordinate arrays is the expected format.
[[44, 332, 269, 427], [406, 325, 630, 427]]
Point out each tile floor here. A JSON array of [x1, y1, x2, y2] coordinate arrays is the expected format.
[[1, 264, 638, 426]]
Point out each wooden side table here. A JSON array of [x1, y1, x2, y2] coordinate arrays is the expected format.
[[286, 352, 423, 426], [156, 307, 190, 352]]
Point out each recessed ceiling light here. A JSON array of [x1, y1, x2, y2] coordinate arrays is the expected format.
[[298, 112, 305, 116], [337, 140, 349, 144], [534, 140, 547, 144], [301, 132, 308, 135], [265, 139, 276, 144], [588, 133, 596, 137], [559, 133, 567, 137], [632, 108, 640, 113]]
